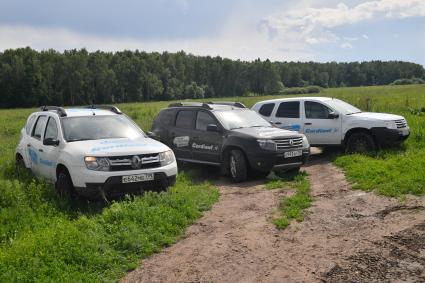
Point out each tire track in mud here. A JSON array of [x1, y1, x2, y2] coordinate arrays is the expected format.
[[124, 156, 425, 283]]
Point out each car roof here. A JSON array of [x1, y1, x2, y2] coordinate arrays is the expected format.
[[256, 97, 335, 104], [36, 108, 117, 118]]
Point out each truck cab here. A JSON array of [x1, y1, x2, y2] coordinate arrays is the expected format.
[[252, 97, 410, 152]]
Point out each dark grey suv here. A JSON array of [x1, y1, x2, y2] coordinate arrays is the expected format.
[[151, 102, 310, 182]]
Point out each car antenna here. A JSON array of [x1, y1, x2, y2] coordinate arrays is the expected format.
[[91, 100, 96, 115]]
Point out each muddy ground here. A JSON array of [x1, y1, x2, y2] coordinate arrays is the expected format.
[[124, 150, 425, 283]]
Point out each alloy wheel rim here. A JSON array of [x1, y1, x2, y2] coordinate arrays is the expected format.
[[230, 156, 237, 177]]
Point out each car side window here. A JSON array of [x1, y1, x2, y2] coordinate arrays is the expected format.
[[159, 109, 175, 125], [305, 101, 333, 119], [31, 116, 47, 140], [196, 111, 215, 131], [276, 102, 300, 118], [44, 117, 58, 140], [25, 115, 36, 135], [175, 110, 194, 129], [258, 103, 275, 117]]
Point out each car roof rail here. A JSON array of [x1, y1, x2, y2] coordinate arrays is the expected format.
[[168, 102, 213, 110], [84, 105, 122, 114], [207, 101, 246, 108], [40, 106, 67, 117]]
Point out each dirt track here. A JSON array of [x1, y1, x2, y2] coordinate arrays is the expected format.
[[124, 154, 425, 283]]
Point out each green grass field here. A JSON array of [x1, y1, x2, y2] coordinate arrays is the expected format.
[[0, 84, 424, 281]]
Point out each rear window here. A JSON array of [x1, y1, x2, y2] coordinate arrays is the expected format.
[[276, 101, 300, 118], [31, 116, 47, 140], [25, 115, 36, 134], [175, 111, 194, 129], [258, 103, 275, 117]]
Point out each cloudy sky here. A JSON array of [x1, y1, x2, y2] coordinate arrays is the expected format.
[[0, 0, 424, 64]]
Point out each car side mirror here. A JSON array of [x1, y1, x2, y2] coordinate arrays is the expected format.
[[206, 124, 220, 132], [146, 131, 159, 140], [328, 112, 339, 119], [43, 138, 59, 146]]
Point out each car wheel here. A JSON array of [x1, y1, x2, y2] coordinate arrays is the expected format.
[[55, 169, 76, 200], [229, 149, 247, 183], [345, 132, 377, 154], [15, 154, 25, 168]]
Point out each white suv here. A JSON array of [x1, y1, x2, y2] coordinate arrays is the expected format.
[[252, 97, 410, 152], [15, 106, 177, 199]]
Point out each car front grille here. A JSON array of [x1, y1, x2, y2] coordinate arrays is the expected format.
[[395, 119, 407, 128], [108, 153, 161, 171], [273, 137, 303, 150]]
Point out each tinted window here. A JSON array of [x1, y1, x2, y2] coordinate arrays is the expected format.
[[31, 116, 47, 140], [258, 103, 275, 117], [175, 111, 194, 129], [215, 109, 270, 130], [62, 115, 143, 142], [196, 111, 216, 131], [276, 102, 300, 118], [25, 115, 36, 134], [305, 101, 333, 119], [44, 117, 58, 140], [159, 109, 175, 126]]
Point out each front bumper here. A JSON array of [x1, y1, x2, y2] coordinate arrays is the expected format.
[[70, 161, 178, 198], [370, 127, 410, 145], [247, 147, 310, 172]]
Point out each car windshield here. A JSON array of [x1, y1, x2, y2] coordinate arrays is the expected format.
[[215, 109, 271, 130], [328, 99, 362, 115], [62, 115, 144, 142]]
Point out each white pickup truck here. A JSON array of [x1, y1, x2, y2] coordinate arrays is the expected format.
[[252, 97, 410, 152]]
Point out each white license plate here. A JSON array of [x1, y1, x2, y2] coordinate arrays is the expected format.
[[122, 173, 154, 183], [284, 150, 302, 158]]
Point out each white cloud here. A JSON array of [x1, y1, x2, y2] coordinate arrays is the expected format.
[[340, 42, 353, 49], [262, 0, 425, 46], [0, 24, 314, 62]]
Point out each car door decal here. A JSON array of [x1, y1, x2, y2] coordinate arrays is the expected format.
[[173, 136, 190, 148], [192, 143, 219, 152], [28, 148, 38, 164]]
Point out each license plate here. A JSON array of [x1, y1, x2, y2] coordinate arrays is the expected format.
[[122, 173, 154, 183], [284, 150, 302, 158]]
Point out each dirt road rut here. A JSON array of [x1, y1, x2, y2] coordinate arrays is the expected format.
[[124, 160, 425, 283]]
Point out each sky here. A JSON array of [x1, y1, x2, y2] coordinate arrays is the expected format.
[[0, 0, 424, 64]]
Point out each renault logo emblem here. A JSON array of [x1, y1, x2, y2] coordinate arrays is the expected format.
[[289, 139, 294, 146], [131, 155, 142, 169]]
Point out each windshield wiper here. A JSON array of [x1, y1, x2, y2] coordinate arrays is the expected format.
[[346, 111, 362, 115], [67, 138, 95, 142]]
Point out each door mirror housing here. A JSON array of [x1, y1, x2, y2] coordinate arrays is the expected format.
[[328, 112, 339, 119], [146, 131, 159, 140], [43, 138, 59, 146], [206, 124, 220, 132]]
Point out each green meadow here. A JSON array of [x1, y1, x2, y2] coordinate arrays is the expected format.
[[0, 84, 424, 281]]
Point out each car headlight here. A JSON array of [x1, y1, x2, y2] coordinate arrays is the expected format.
[[302, 135, 310, 148], [384, 121, 397, 130], [84, 156, 110, 171], [257, 139, 277, 151], [159, 150, 175, 166]]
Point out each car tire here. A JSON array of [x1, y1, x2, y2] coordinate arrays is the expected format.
[[55, 169, 76, 200], [15, 154, 25, 168], [345, 132, 377, 154], [229, 149, 248, 183]]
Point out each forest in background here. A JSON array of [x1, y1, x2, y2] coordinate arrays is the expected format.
[[0, 47, 424, 108]]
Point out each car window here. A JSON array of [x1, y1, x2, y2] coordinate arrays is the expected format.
[[175, 110, 194, 129], [159, 109, 175, 125], [305, 101, 333, 119], [196, 111, 216, 131], [258, 103, 275, 117], [276, 101, 300, 118], [25, 115, 36, 135], [44, 117, 58, 140], [31, 116, 47, 140]]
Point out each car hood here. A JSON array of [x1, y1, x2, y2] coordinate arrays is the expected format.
[[66, 137, 170, 157], [349, 112, 404, 121], [232, 127, 300, 139]]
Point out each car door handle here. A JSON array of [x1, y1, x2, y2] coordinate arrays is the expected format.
[[38, 149, 43, 152], [274, 122, 282, 125], [304, 122, 312, 125], [27, 144, 31, 147]]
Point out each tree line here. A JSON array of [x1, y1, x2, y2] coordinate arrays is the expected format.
[[0, 47, 424, 108]]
